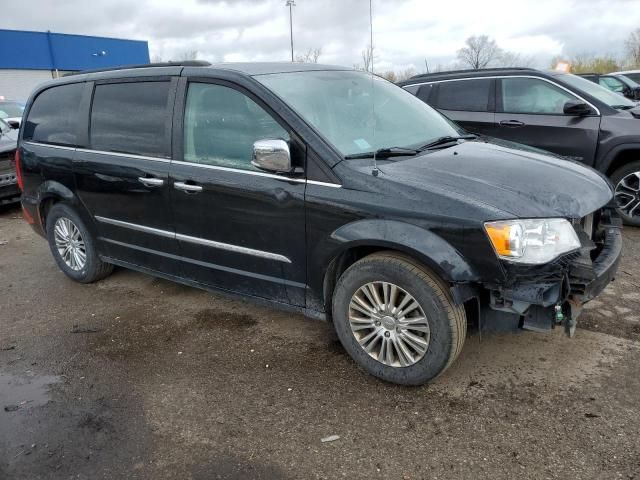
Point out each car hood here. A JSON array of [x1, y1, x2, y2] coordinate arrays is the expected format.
[[379, 140, 612, 219]]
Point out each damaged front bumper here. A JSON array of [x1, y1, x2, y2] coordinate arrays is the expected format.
[[483, 207, 622, 336]]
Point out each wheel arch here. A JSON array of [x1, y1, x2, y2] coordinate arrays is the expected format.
[[36, 181, 94, 234], [317, 219, 479, 320], [601, 143, 640, 177]]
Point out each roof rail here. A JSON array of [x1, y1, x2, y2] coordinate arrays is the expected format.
[[406, 66, 536, 81], [64, 60, 211, 76]]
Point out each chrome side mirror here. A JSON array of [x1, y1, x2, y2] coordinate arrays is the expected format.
[[252, 139, 292, 173]]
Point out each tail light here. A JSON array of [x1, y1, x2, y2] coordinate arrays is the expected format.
[[14, 149, 23, 191]]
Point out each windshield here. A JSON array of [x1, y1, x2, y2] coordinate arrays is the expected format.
[[557, 73, 636, 108], [257, 70, 460, 157], [0, 101, 24, 119], [618, 74, 640, 88]]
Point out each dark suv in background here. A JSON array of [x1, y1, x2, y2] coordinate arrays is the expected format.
[[16, 62, 621, 385], [399, 68, 640, 225]]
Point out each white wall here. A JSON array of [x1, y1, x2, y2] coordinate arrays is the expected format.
[[0, 69, 55, 101]]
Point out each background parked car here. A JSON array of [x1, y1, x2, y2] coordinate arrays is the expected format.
[[0, 98, 25, 128], [580, 73, 640, 101], [611, 70, 640, 84], [0, 118, 19, 205], [398, 67, 640, 225]]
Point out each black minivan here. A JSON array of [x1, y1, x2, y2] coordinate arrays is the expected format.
[[17, 62, 621, 385]]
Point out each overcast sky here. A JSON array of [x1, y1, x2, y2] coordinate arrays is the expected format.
[[3, 0, 639, 72]]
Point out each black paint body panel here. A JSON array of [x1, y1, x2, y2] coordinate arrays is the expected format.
[[17, 63, 618, 322]]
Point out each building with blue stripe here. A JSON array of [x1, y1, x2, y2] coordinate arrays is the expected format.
[[0, 29, 149, 100]]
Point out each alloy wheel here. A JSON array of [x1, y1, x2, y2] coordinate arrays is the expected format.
[[348, 281, 430, 368], [614, 171, 640, 218], [53, 217, 87, 271]]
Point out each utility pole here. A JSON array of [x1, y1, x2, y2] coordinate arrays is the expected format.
[[286, 0, 296, 62]]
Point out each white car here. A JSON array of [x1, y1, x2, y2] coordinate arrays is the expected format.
[[610, 70, 640, 84], [0, 99, 25, 128]]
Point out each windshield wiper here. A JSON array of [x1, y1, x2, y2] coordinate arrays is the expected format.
[[344, 146, 421, 160], [419, 134, 477, 150], [612, 104, 634, 110]]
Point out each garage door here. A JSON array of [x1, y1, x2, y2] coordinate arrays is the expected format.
[[0, 69, 54, 101]]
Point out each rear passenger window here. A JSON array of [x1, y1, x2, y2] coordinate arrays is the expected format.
[[435, 79, 492, 112], [183, 83, 289, 171], [90, 81, 170, 157], [23, 83, 84, 146]]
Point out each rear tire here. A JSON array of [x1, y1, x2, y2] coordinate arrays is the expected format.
[[332, 251, 466, 385], [611, 160, 640, 227], [46, 203, 113, 283]]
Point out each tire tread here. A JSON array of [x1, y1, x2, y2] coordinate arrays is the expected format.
[[335, 250, 466, 383]]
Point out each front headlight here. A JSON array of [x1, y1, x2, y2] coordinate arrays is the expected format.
[[484, 218, 580, 264]]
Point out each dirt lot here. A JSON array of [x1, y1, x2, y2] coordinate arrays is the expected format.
[[1, 204, 639, 480]]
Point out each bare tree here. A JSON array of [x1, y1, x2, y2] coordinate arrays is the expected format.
[[361, 44, 374, 72], [553, 53, 620, 74], [499, 51, 534, 68], [456, 35, 502, 69], [377, 68, 416, 83], [379, 70, 397, 82], [396, 67, 417, 82], [626, 29, 640, 67], [177, 50, 198, 61], [295, 47, 322, 63]]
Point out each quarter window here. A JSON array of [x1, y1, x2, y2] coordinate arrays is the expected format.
[[435, 79, 492, 112], [183, 83, 289, 170], [416, 84, 434, 104], [90, 81, 170, 157], [23, 83, 84, 146], [501, 78, 578, 115]]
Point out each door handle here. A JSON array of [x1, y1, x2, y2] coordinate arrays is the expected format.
[[174, 181, 203, 193], [138, 176, 164, 187], [499, 120, 525, 127]]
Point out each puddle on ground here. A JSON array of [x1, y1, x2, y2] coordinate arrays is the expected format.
[[0, 372, 59, 425], [0, 372, 60, 461]]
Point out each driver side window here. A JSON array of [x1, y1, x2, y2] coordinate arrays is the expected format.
[[501, 78, 578, 115], [183, 83, 290, 170]]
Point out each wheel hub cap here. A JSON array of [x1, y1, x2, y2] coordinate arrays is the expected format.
[[53, 217, 86, 271], [349, 281, 430, 368], [381, 315, 396, 330], [615, 171, 640, 218]]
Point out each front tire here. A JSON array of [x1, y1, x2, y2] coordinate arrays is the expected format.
[[332, 252, 466, 385], [46, 203, 113, 283], [611, 160, 640, 227]]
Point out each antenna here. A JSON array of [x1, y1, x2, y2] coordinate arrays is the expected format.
[[369, 0, 379, 177]]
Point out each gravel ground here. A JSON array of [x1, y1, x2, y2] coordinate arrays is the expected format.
[[1, 204, 639, 480]]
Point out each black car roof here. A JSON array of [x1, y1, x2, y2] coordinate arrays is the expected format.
[[62, 61, 349, 81], [397, 67, 556, 86]]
